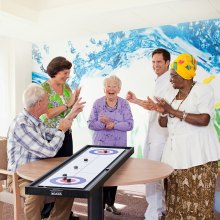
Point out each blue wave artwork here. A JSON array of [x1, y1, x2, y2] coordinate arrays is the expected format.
[[32, 17, 220, 156], [32, 18, 220, 88]]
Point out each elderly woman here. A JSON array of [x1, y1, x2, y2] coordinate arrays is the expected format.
[[40, 56, 83, 157], [151, 54, 220, 219], [87, 75, 133, 215]]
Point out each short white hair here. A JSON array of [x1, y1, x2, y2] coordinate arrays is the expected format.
[[22, 83, 46, 108], [103, 75, 122, 89]]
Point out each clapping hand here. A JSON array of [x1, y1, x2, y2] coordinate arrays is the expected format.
[[141, 96, 157, 110], [100, 115, 114, 130], [126, 91, 137, 104], [67, 87, 81, 108], [73, 87, 81, 102], [100, 115, 110, 124], [154, 97, 173, 114], [66, 97, 86, 120], [105, 121, 114, 129], [58, 118, 73, 132]]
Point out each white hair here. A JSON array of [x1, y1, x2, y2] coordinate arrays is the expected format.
[[103, 75, 122, 89], [22, 83, 46, 108]]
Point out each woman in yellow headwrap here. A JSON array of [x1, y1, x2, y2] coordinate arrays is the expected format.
[[150, 54, 220, 219]]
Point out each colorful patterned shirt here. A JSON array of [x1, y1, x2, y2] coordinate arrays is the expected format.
[[87, 96, 133, 146], [7, 110, 65, 171], [40, 81, 72, 128]]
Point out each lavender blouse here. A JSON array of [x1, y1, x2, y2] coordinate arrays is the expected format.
[[87, 96, 133, 147]]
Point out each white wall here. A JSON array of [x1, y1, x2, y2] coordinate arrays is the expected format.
[[0, 36, 32, 136], [13, 39, 32, 114], [0, 37, 11, 136]]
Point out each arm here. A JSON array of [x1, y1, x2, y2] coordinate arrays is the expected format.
[[44, 85, 81, 119], [87, 102, 106, 131], [15, 123, 65, 158], [126, 91, 156, 110], [113, 101, 134, 131], [168, 109, 210, 126], [155, 95, 211, 127], [17, 115, 73, 158], [126, 91, 146, 108], [45, 105, 68, 119]]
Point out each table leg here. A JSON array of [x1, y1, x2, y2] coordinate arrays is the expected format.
[[88, 187, 103, 220]]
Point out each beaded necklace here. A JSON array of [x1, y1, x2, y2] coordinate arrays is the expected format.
[[105, 99, 118, 112]]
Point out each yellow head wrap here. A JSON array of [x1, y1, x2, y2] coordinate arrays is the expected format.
[[170, 54, 197, 80]]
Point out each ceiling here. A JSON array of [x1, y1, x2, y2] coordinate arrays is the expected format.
[[0, 0, 220, 41]]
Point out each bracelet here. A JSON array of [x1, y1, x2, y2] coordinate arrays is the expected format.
[[180, 111, 188, 121], [159, 113, 168, 117], [180, 111, 184, 121], [182, 111, 188, 121]]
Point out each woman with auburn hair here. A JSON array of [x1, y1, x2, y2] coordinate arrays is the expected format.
[[40, 57, 85, 220], [41, 56, 84, 158]]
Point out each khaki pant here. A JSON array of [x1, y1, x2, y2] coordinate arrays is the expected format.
[[7, 176, 74, 220]]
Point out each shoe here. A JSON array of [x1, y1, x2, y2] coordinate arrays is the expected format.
[[106, 205, 121, 215], [158, 212, 166, 220], [69, 211, 79, 220]]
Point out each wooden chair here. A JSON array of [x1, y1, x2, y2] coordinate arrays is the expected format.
[[0, 137, 23, 220]]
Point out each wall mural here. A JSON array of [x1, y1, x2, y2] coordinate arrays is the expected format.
[[32, 17, 220, 158]]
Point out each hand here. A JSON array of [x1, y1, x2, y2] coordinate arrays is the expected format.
[[67, 87, 81, 108], [100, 115, 110, 124], [100, 115, 114, 129], [58, 118, 73, 132], [105, 121, 114, 130], [73, 87, 81, 102], [66, 98, 86, 119], [141, 97, 157, 110], [154, 97, 173, 114], [126, 91, 137, 104]]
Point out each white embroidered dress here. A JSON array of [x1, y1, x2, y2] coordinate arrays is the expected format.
[[162, 82, 220, 169]]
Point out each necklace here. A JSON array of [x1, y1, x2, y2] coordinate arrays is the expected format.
[[105, 99, 118, 112], [169, 82, 195, 118]]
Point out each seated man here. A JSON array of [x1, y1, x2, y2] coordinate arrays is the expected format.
[[7, 83, 84, 220]]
